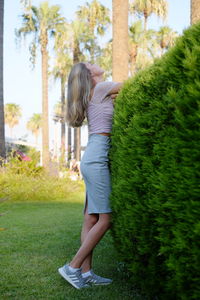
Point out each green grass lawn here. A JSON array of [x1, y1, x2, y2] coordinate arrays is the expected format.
[[0, 174, 140, 300]]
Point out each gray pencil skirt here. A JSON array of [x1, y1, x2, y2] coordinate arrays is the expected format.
[[80, 134, 112, 215]]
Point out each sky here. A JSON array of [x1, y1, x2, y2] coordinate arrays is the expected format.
[[4, 0, 190, 148]]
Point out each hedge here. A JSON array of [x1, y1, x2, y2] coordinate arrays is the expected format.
[[110, 23, 200, 299]]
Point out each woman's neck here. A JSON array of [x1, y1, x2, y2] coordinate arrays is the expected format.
[[90, 75, 103, 100], [93, 74, 104, 85]]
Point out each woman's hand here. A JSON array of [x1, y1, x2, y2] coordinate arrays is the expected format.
[[111, 92, 119, 106], [110, 93, 119, 99]]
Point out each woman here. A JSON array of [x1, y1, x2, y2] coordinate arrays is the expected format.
[[58, 62, 122, 289]]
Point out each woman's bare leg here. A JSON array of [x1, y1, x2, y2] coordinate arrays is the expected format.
[[80, 208, 99, 273], [70, 213, 111, 269]]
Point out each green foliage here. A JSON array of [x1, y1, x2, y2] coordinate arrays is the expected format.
[[26, 147, 40, 164], [7, 158, 43, 176], [110, 23, 200, 299], [4, 150, 42, 177], [0, 171, 84, 203]]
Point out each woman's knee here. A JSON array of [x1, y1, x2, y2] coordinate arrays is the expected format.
[[99, 213, 112, 230], [84, 213, 98, 227]]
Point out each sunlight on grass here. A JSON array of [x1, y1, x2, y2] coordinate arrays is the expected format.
[[0, 171, 85, 204]]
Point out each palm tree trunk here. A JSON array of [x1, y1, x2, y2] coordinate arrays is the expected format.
[[65, 84, 71, 162], [73, 127, 81, 161], [143, 14, 148, 53], [0, 0, 5, 160], [73, 40, 81, 65], [73, 44, 81, 161], [112, 0, 129, 81], [67, 126, 71, 161], [144, 11, 148, 32], [61, 76, 66, 164], [41, 45, 50, 168], [90, 41, 95, 64], [35, 132, 39, 145], [77, 127, 81, 161], [53, 120, 58, 161], [191, 0, 200, 24], [129, 44, 138, 75], [73, 128, 77, 159]]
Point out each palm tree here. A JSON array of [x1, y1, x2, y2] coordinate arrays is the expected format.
[[130, 0, 168, 32], [66, 19, 86, 162], [53, 101, 62, 161], [20, 0, 31, 7], [4, 103, 22, 138], [129, 20, 144, 75], [145, 28, 161, 59], [157, 26, 178, 55], [135, 51, 153, 70], [0, 0, 5, 159], [53, 101, 62, 123], [52, 54, 71, 162], [27, 113, 42, 145], [70, 20, 86, 64], [112, 0, 129, 81], [96, 41, 112, 79], [76, 0, 111, 63], [53, 23, 73, 163], [191, 0, 200, 24], [69, 19, 88, 162], [16, 1, 65, 168], [129, 22, 157, 73]]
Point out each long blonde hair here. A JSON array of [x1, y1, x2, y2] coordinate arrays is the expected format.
[[66, 63, 92, 127]]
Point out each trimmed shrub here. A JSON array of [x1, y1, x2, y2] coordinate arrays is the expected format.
[[110, 23, 200, 299]]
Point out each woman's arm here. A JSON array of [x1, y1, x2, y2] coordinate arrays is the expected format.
[[107, 83, 123, 96]]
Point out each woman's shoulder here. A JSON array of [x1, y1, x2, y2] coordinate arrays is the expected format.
[[93, 81, 117, 100], [95, 81, 116, 90]]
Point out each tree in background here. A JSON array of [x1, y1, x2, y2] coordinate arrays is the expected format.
[[27, 113, 42, 145], [0, 0, 5, 159], [191, 0, 200, 24], [52, 101, 62, 161], [112, 0, 129, 81], [157, 26, 178, 55], [53, 22, 72, 163], [128, 0, 178, 74], [4, 103, 22, 138], [68, 19, 87, 162], [20, 0, 31, 7], [76, 0, 110, 63], [129, 22, 159, 74], [129, 0, 168, 63], [129, 20, 144, 75], [130, 0, 168, 32], [96, 40, 112, 79], [16, 1, 65, 169]]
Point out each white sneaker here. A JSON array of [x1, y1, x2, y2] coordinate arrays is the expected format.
[[58, 264, 89, 289], [84, 270, 113, 286]]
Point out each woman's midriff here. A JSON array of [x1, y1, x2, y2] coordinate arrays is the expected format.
[[96, 132, 111, 136]]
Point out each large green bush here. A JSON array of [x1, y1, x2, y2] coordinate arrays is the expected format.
[[110, 23, 200, 299]]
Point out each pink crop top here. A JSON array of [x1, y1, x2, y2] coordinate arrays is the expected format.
[[86, 81, 117, 135]]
